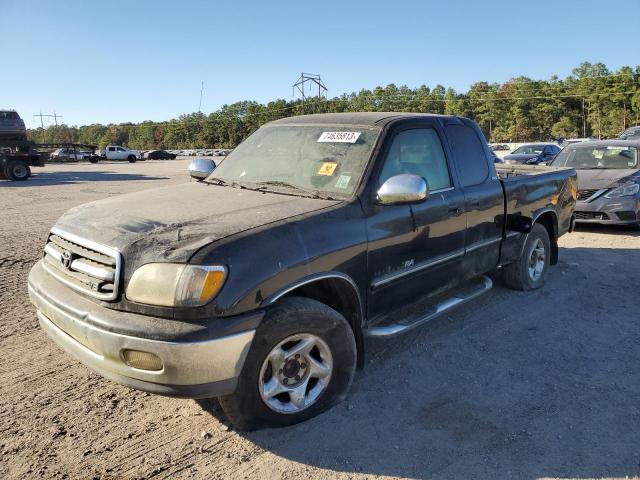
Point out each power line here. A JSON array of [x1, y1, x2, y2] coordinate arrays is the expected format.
[[29, 88, 640, 130]]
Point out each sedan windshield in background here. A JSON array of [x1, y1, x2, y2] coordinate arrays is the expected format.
[[552, 145, 638, 169], [512, 145, 545, 155], [208, 125, 381, 196]]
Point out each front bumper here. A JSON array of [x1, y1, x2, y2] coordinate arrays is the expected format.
[[574, 195, 640, 225], [28, 260, 257, 398]]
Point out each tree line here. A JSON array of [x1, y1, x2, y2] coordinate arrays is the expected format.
[[27, 62, 640, 150]]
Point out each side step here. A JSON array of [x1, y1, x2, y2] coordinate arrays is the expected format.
[[364, 275, 493, 338]]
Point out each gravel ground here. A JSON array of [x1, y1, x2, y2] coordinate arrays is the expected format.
[[1, 159, 639, 479]]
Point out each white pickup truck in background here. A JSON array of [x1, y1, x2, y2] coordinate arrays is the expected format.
[[105, 145, 141, 162]]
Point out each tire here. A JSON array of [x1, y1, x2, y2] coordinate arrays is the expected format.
[[5, 160, 31, 181], [219, 297, 357, 431], [89, 156, 99, 164], [128, 155, 137, 163], [502, 223, 551, 291]]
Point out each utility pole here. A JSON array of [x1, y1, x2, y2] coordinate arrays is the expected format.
[[292, 73, 327, 114], [582, 97, 586, 138], [198, 81, 204, 113]]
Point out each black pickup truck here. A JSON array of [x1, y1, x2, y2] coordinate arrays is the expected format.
[[28, 113, 577, 430]]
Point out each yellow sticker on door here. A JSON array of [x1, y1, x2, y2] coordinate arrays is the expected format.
[[317, 162, 338, 176]]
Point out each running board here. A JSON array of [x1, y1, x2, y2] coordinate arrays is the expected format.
[[364, 275, 493, 338]]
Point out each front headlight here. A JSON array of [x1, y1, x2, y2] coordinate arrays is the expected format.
[[604, 182, 640, 199], [126, 263, 226, 307]]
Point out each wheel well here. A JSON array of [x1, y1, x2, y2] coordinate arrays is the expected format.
[[280, 277, 365, 368], [535, 211, 558, 265]]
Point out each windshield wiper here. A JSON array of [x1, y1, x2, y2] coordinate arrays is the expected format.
[[205, 177, 230, 186], [205, 177, 250, 189], [254, 181, 339, 200]]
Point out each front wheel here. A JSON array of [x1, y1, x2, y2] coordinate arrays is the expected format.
[[128, 155, 137, 163], [219, 297, 357, 431], [502, 223, 551, 290], [5, 160, 31, 181]]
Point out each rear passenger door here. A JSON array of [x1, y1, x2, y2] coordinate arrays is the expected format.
[[444, 119, 504, 278], [366, 123, 466, 319]]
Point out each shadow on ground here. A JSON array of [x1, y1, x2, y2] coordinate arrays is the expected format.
[[573, 223, 639, 237], [0, 170, 168, 186], [199, 243, 640, 478]]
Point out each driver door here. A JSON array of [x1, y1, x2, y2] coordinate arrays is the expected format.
[[365, 125, 466, 320]]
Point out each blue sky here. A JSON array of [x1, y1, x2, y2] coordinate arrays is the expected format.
[[2, 0, 638, 128]]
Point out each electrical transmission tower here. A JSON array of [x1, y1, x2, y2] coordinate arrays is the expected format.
[[33, 111, 63, 128], [292, 73, 327, 113]]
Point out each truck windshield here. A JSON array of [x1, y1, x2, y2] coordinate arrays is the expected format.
[[206, 124, 381, 197], [552, 145, 638, 169]]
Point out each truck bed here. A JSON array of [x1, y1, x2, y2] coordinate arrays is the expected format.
[[495, 163, 574, 180], [496, 163, 577, 266]]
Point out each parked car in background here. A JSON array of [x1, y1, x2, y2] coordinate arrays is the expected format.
[[504, 143, 560, 165], [551, 140, 640, 228], [105, 145, 141, 162], [143, 150, 177, 160], [618, 126, 640, 140], [51, 148, 89, 161], [490, 144, 510, 151], [0, 110, 27, 139]]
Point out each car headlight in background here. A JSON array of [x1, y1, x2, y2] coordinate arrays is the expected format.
[[604, 182, 640, 199], [126, 264, 226, 307]]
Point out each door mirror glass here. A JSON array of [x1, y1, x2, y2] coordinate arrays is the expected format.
[[377, 174, 428, 205], [189, 158, 216, 180]]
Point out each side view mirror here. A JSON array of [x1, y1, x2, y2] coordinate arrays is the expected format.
[[189, 158, 216, 180], [377, 174, 429, 205]]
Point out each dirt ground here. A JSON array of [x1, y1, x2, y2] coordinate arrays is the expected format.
[[1, 159, 639, 480]]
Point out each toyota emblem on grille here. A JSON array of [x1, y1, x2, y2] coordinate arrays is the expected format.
[[60, 250, 73, 269]]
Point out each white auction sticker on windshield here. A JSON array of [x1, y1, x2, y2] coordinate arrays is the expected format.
[[317, 131, 361, 143]]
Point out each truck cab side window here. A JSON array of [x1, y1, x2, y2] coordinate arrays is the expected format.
[[446, 125, 489, 187], [108, 147, 115, 152], [379, 128, 451, 191]]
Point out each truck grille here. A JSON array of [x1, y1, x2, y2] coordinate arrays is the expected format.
[[576, 189, 602, 201], [42, 228, 121, 300]]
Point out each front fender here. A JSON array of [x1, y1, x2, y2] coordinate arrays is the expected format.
[[189, 201, 368, 319]]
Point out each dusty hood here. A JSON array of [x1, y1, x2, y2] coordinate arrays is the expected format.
[[576, 169, 639, 190], [55, 182, 340, 265]]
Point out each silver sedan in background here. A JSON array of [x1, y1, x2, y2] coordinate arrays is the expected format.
[[551, 140, 640, 228]]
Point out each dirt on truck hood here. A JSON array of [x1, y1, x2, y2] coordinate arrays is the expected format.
[[54, 182, 340, 266]]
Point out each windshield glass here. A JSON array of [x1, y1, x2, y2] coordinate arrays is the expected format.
[[552, 145, 638, 169], [512, 145, 545, 155], [207, 124, 381, 197]]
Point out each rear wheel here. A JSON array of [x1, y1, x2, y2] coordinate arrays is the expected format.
[[502, 223, 550, 290], [128, 155, 137, 163], [5, 160, 31, 181], [219, 297, 356, 431]]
